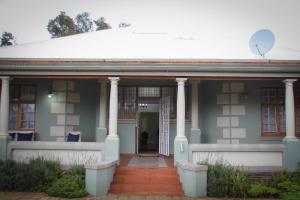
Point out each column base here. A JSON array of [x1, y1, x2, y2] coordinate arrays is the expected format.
[[104, 135, 120, 163], [0, 134, 9, 160], [96, 128, 107, 142], [190, 129, 201, 144], [174, 136, 189, 165], [283, 137, 299, 142], [283, 140, 300, 171]]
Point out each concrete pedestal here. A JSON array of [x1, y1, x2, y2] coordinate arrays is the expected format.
[[0, 135, 8, 160], [283, 140, 300, 171], [104, 136, 120, 162], [174, 136, 188, 164]]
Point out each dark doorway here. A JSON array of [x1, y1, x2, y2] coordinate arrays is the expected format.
[[138, 112, 159, 154]]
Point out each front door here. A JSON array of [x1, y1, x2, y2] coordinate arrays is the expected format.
[[159, 96, 170, 156]]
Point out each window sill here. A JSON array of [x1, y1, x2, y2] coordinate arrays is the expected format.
[[257, 136, 284, 141]]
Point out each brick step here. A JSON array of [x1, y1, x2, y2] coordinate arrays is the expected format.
[[110, 183, 183, 195], [109, 166, 183, 195], [113, 175, 180, 184], [115, 167, 177, 176]]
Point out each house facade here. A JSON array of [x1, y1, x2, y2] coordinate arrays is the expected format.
[[0, 28, 299, 172]]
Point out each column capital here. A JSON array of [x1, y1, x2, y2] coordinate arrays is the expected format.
[[176, 78, 187, 84], [0, 76, 11, 82], [108, 77, 120, 82], [283, 79, 297, 84]]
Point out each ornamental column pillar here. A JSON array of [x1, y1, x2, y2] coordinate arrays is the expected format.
[[190, 80, 201, 143], [96, 79, 107, 142], [282, 79, 300, 172], [0, 76, 10, 160], [174, 78, 188, 164], [283, 79, 298, 141], [105, 77, 120, 162]]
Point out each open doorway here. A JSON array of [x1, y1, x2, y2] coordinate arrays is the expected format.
[[138, 112, 159, 154]]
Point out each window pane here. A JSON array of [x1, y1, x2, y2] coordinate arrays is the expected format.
[[124, 87, 136, 118], [20, 104, 35, 129], [279, 105, 286, 132], [138, 87, 160, 97], [262, 105, 277, 132], [162, 87, 175, 118], [10, 85, 20, 101], [20, 86, 35, 101], [261, 88, 276, 104], [9, 104, 17, 129], [118, 87, 124, 118], [278, 88, 285, 104], [296, 106, 300, 133]]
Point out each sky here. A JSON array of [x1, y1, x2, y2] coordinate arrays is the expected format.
[[0, 0, 300, 49]]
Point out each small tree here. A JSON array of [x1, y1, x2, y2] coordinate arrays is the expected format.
[[94, 17, 111, 31], [47, 11, 76, 38], [0, 32, 16, 47], [75, 12, 93, 33]]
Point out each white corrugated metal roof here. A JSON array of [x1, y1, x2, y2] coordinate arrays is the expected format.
[[0, 26, 299, 60]]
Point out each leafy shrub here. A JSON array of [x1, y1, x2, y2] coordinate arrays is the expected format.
[[46, 175, 87, 198], [67, 164, 85, 181], [0, 158, 61, 192], [248, 183, 279, 198], [206, 162, 250, 198], [281, 192, 300, 200], [277, 181, 300, 193]]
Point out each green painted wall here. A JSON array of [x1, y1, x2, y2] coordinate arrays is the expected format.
[[118, 122, 136, 154], [10, 79, 98, 142], [9, 78, 286, 153], [201, 80, 285, 144]]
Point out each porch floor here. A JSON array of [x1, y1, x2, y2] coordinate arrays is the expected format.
[[120, 154, 174, 167]]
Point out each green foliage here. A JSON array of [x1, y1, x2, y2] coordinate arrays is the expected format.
[[94, 17, 111, 31], [206, 162, 250, 197], [75, 12, 93, 33], [47, 11, 76, 38], [281, 192, 300, 200], [0, 32, 15, 47], [248, 183, 279, 198], [47, 11, 111, 38], [46, 175, 87, 198], [277, 181, 300, 193], [0, 158, 61, 192], [66, 164, 85, 182]]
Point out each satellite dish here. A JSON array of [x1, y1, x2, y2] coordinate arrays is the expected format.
[[249, 29, 275, 58]]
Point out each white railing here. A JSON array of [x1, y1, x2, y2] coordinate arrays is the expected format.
[[189, 144, 286, 171], [8, 141, 104, 167]]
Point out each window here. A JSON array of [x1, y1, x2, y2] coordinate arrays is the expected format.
[[117, 86, 187, 119], [261, 87, 300, 137], [118, 87, 136, 119], [9, 85, 36, 130]]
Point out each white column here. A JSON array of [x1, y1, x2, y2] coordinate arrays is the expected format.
[[176, 78, 187, 138], [99, 80, 107, 129], [283, 79, 298, 140], [0, 77, 10, 136], [191, 80, 199, 130], [108, 77, 119, 137]]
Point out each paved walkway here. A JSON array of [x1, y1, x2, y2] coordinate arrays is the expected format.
[[0, 192, 278, 200]]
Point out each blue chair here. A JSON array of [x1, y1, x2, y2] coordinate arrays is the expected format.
[[8, 132, 16, 141], [17, 131, 34, 141], [67, 131, 81, 142]]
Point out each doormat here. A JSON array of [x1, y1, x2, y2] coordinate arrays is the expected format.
[[128, 156, 167, 168]]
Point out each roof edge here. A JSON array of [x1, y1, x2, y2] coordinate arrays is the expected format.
[[0, 58, 300, 65]]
